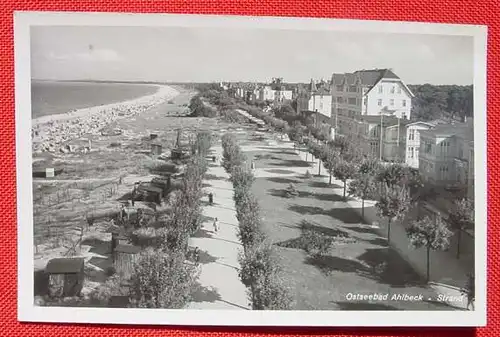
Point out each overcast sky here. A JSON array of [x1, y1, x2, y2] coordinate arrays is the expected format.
[[31, 26, 474, 85]]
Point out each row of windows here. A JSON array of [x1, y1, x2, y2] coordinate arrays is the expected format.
[[377, 99, 407, 107], [378, 85, 402, 94], [407, 146, 419, 159]]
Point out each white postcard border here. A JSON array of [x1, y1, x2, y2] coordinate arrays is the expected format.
[[15, 11, 488, 327]]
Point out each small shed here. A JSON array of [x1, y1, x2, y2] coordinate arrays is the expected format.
[[45, 257, 85, 298], [114, 244, 141, 279], [137, 183, 163, 204], [151, 176, 172, 195], [111, 230, 129, 254], [150, 143, 163, 156]]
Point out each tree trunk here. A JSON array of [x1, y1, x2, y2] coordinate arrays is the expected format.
[[426, 245, 431, 283], [329, 174, 332, 185], [361, 198, 365, 218], [343, 181, 346, 199], [456, 229, 462, 259], [318, 160, 321, 176], [387, 218, 392, 244]]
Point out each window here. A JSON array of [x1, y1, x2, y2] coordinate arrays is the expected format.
[[336, 85, 344, 92], [320, 102, 323, 110], [378, 85, 383, 94], [408, 147, 414, 158], [409, 129, 415, 141], [390, 85, 395, 94], [378, 99, 383, 106], [402, 99, 407, 107], [402, 113, 407, 120], [363, 99, 367, 106], [425, 142, 432, 154], [459, 146, 464, 158], [337, 97, 343, 104], [390, 99, 395, 106], [348, 97, 357, 105], [349, 85, 357, 92], [397, 86, 402, 94]]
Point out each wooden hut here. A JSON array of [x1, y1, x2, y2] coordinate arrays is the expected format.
[[151, 176, 171, 195], [45, 258, 85, 298], [150, 142, 163, 156], [114, 244, 141, 279], [111, 230, 129, 254], [136, 183, 163, 204]]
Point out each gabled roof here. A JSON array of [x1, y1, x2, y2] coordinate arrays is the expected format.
[[331, 69, 414, 97], [419, 123, 473, 141]]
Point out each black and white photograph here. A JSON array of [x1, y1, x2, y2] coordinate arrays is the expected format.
[[16, 12, 487, 326]]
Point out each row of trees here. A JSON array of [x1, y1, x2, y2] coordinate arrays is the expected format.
[[92, 132, 213, 308], [242, 106, 474, 283], [221, 133, 293, 310]]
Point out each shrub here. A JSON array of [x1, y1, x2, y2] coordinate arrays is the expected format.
[[129, 248, 199, 309], [239, 242, 293, 310], [300, 227, 332, 257]]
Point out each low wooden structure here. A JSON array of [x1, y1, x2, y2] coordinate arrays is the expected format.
[[32, 167, 63, 178], [136, 183, 163, 204], [151, 176, 172, 195], [114, 244, 141, 279], [150, 143, 163, 156], [111, 231, 129, 254], [45, 258, 85, 298]]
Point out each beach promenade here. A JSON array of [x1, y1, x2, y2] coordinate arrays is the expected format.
[[187, 144, 250, 310]]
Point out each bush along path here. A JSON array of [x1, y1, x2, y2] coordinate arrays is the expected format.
[[222, 133, 294, 310]]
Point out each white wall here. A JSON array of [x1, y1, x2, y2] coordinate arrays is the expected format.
[[405, 123, 433, 169], [366, 80, 412, 119], [308, 94, 332, 118]]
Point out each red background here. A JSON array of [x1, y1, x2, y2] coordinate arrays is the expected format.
[[0, 1, 496, 336]]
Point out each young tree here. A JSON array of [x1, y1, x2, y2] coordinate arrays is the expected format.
[[129, 248, 199, 308], [221, 134, 245, 173], [334, 159, 357, 199], [323, 147, 338, 185], [449, 198, 474, 259], [406, 216, 453, 282], [231, 165, 255, 204], [375, 184, 411, 244], [377, 163, 408, 189], [348, 174, 378, 218]]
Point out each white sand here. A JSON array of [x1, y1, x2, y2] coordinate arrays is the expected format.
[[32, 85, 180, 153]]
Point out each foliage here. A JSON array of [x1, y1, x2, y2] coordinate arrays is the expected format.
[[287, 121, 306, 143], [376, 163, 408, 188], [231, 165, 255, 205], [129, 248, 199, 308], [406, 215, 453, 281], [348, 175, 379, 203], [376, 184, 411, 220], [221, 133, 246, 173], [449, 198, 475, 232], [188, 95, 217, 117], [235, 193, 265, 249], [194, 131, 212, 157], [238, 242, 293, 310], [89, 275, 129, 306], [333, 159, 357, 199], [300, 226, 332, 257], [285, 183, 299, 198], [407, 216, 453, 251], [323, 147, 339, 184], [408, 84, 473, 122]]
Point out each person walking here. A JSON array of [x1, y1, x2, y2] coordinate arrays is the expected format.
[[213, 217, 219, 233], [208, 192, 214, 205]]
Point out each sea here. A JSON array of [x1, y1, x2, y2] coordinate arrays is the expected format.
[[31, 81, 159, 119]]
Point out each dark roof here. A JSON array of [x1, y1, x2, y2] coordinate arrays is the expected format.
[[331, 69, 400, 87], [420, 123, 473, 141], [45, 258, 84, 274], [137, 183, 163, 194], [115, 244, 141, 254]]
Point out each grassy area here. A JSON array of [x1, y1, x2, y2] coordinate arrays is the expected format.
[[245, 133, 454, 311]]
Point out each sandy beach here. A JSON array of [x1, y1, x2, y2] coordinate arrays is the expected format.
[[31, 85, 180, 153]]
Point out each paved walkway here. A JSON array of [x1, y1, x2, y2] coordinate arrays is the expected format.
[[186, 145, 250, 310]]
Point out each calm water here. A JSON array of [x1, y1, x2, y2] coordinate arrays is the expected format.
[[31, 81, 159, 119]]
